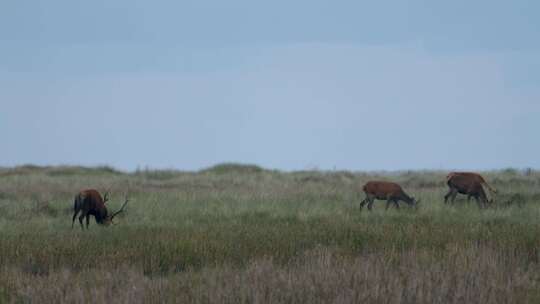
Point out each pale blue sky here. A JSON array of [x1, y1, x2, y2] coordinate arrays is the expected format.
[[1, 1, 539, 171]]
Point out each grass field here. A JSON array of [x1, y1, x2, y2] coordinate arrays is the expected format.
[[0, 164, 539, 303]]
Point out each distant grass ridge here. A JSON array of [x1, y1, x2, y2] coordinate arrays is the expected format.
[[0, 164, 122, 177]]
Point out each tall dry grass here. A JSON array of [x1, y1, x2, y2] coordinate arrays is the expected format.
[[1, 247, 537, 303]]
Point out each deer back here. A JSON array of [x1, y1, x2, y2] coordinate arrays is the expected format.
[[363, 181, 404, 197], [447, 175, 482, 192], [76, 189, 109, 219], [447, 172, 486, 184]]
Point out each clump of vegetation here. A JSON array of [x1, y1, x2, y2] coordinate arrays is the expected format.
[[31, 200, 59, 217], [200, 162, 267, 175], [133, 168, 186, 181]]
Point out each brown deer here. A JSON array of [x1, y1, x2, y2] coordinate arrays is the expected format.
[[359, 181, 419, 211], [444, 173, 493, 208], [446, 172, 497, 194], [72, 189, 129, 229]]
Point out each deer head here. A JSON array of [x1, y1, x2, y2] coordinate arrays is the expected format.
[[407, 197, 420, 209]]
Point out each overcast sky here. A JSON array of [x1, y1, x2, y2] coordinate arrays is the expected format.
[[1, 1, 539, 171]]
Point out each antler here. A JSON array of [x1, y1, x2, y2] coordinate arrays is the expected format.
[[103, 191, 110, 203], [110, 196, 129, 220]]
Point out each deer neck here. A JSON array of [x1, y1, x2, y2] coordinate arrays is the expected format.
[[401, 193, 414, 205], [95, 208, 109, 224]]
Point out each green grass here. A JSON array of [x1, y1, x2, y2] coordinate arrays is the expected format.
[[0, 165, 539, 303]]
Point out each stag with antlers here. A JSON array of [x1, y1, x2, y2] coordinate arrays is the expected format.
[[72, 189, 129, 229]]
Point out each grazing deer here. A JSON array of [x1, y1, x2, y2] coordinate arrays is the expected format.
[[72, 189, 129, 229], [446, 172, 497, 193], [444, 173, 493, 208], [359, 181, 419, 211]]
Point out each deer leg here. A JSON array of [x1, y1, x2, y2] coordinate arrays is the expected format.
[[471, 195, 485, 209], [474, 196, 484, 209], [393, 200, 400, 209], [385, 198, 392, 210], [450, 191, 458, 203], [363, 195, 374, 211], [368, 197, 377, 211], [359, 198, 368, 210], [85, 214, 90, 229], [72, 209, 79, 229], [78, 213, 85, 230], [444, 189, 452, 204]]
